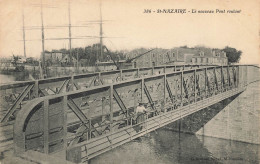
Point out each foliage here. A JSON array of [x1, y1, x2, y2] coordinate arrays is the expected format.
[[180, 45, 188, 48], [222, 46, 242, 63], [49, 44, 126, 66]]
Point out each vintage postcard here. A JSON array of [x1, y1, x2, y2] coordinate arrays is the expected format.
[[0, 0, 259, 163]]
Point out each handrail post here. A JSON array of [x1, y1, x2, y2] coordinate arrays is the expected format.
[[109, 85, 114, 147], [241, 65, 244, 88], [227, 66, 230, 90], [236, 66, 239, 88], [34, 80, 39, 97], [71, 75, 74, 91], [213, 67, 217, 95], [245, 66, 248, 86], [63, 95, 68, 159], [120, 69, 123, 81], [98, 72, 101, 84], [141, 78, 144, 103], [43, 99, 49, 154]]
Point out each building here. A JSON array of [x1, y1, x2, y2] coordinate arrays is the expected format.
[[41, 51, 73, 66], [60, 54, 76, 66], [127, 47, 228, 68], [127, 48, 174, 68], [191, 48, 228, 66], [127, 48, 196, 68]]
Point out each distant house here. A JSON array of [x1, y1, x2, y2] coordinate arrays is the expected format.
[[127, 48, 174, 68], [13, 56, 26, 64], [170, 48, 200, 65], [166, 47, 228, 66], [41, 51, 62, 64], [127, 47, 227, 68], [60, 54, 76, 66], [41, 51, 52, 62], [191, 48, 228, 66], [51, 52, 63, 63], [41, 51, 75, 66]]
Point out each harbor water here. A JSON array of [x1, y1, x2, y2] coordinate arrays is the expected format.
[[0, 72, 29, 84]]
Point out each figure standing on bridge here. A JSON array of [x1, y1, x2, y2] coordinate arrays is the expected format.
[[134, 102, 148, 132]]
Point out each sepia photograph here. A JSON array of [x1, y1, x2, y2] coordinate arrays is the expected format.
[[0, 0, 259, 163]]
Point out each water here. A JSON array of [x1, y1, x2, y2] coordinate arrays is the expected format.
[[0, 74, 15, 84], [90, 130, 258, 164], [0, 72, 29, 84]]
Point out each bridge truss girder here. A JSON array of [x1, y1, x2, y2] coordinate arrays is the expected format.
[[12, 65, 260, 163], [1, 65, 202, 123]]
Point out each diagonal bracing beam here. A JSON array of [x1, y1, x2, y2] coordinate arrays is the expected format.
[[73, 82, 80, 90], [165, 79, 174, 103], [183, 79, 189, 99], [57, 79, 70, 94], [67, 99, 101, 137], [99, 78, 104, 85], [88, 76, 97, 88], [206, 72, 211, 93], [39, 88, 49, 96], [113, 89, 128, 117], [232, 67, 237, 87], [213, 68, 219, 91], [143, 83, 156, 111], [195, 75, 200, 95], [221, 68, 225, 89], [1, 84, 34, 122]]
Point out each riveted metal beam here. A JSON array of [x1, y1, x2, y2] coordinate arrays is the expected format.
[[113, 89, 128, 117], [1, 84, 34, 122]]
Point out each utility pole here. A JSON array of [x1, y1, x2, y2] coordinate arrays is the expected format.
[[99, 1, 103, 61], [22, 9, 26, 57], [40, 0, 46, 77], [68, 0, 72, 61]]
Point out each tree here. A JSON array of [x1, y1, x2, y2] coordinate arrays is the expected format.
[[180, 45, 188, 48], [222, 46, 242, 63]]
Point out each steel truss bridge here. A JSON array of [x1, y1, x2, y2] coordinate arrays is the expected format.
[[0, 64, 207, 153], [0, 65, 205, 123], [1, 64, 259, 163]]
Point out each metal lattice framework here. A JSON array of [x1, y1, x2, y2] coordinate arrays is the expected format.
[[0, 64, 206, 123], [10, 65, 260, 163], [0, 64, 207, 153]]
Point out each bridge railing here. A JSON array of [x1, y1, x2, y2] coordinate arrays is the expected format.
[[13, 64, 259, 162], [0, 64, 205, 123]]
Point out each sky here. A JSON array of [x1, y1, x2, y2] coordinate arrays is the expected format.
[[0, 0, 259, 64]]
